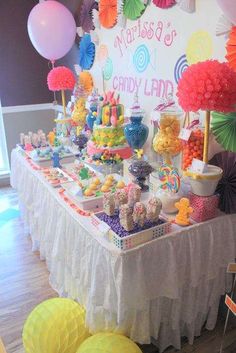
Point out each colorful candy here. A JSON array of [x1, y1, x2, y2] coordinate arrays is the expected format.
[[182, 129, 204, 170], [153, 114, 182, 162], [158, 164, 180, 193]]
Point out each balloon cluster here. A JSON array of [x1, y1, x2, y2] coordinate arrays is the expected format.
[[177, 60, 236, 113]]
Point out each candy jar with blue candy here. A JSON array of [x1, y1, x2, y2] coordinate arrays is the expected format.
[[124, 93, 149, 150]]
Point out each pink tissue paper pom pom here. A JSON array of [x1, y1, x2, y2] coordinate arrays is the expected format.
[[47, 66, 76, 91], [177, 60, 236, 113]]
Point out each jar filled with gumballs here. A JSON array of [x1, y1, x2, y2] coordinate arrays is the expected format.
[[152, 96, 183, 165]]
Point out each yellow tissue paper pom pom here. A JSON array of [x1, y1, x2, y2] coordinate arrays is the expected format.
[[76, 333, 142, 353], [23, 298, 90, 353]]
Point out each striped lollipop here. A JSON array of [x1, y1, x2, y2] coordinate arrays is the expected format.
[[158, 164, 180, 193]]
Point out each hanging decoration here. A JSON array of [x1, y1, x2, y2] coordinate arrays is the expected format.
[[216, 0, 236, 26], [123, 0, 147, 21], [117, 0, 127, 28], [79, 71, 94, 94], [176, 0, 195, 13], [99, 0, 118, 29], [79, 34, 96, 70], [226, 26, 236, 71], [153, 0, 176, 9], [211, 112, 236, 152], [78, 0, 98, 34], [47, 66, 76, 118], [216, 14, 233, 37], [177, 60, 236, 163], [92, 7, 100, 29], [209, 151, 236, 214]]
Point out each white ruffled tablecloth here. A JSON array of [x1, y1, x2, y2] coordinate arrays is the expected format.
[[10, 149, 236, 352]]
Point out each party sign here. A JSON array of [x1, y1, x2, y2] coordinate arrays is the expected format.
[[91, 0, 226, 115]]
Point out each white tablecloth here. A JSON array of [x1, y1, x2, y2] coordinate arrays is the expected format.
[[10, 149, 236, 352]]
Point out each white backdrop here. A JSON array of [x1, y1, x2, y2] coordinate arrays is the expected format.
[[91, 0, 226, 113]]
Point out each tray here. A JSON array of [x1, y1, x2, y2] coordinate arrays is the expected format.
[[42, 168, 74, 188], [92, 213, 171, 250], [62, 173, 123, 212]]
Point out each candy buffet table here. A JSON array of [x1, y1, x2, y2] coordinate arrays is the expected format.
[[10, 149, 236, 353]]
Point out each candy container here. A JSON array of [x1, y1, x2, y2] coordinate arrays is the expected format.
[[119, 204, 134, 232], [146, 197, 162, 223], [182, 129, 204, 170], [133, 202, 147, 227], [175, 198, 193, 226], [153, 113, 182, 164]]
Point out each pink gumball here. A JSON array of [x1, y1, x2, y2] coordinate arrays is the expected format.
[[27, 1, 76, 61], [217, 0, 236, 25]]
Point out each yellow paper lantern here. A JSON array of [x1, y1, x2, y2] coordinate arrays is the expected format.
[[23, 298, 90, 353], [76, 333, 142, 353]]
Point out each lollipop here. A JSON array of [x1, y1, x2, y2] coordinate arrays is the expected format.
[[158, 164, 180, 193]]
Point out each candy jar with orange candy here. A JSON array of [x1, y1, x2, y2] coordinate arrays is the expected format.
[[152, 96, 183, 165], [181, 116, 205, 171]]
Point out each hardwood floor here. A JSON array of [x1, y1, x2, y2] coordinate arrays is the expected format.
[[0, 187, 235, 353]]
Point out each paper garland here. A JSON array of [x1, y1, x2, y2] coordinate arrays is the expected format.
[[176, 0, 195, 13], [211, 111, 236, 152], [226, 26, 236, 71], [209, 151, 236, 214], [123, 0, 147, 21], [78, 0, 98, 33], [216, 14, 233, 37], [79, 71, 94, 93], [79, 34, 95, 70], [153, 0, 176, 9], [99, 0, 117, 29]]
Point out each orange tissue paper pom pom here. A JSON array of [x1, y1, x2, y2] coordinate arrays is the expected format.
[[47, 66, 76, 91], [177, 60, 236, 113]]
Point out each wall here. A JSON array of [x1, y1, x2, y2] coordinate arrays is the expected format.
[[0, 0, 54, 106], [90, 0, 226, 113], [3, 108, 56, 161]]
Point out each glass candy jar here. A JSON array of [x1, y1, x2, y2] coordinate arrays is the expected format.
[[153, 111, 182, 164]]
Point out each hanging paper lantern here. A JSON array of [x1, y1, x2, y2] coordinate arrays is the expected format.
[[123, 0, 147, 21], [78, 0, 98, 33], [76, 333, 142, 353], [153, 0, 176, 9], [209, 151, 236, 214], [211, 111, 236, 152], [23, 298, 90, 353], [226, 26, 236, 71], [177, 60, 236, 113], [47, 66, 76, 91], [99, 0, 117, 29], [79, 34, 96, 70]]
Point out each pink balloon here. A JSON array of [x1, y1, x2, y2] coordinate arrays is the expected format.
[[217, 0, 236, 25], [27, 0, 76, 61]]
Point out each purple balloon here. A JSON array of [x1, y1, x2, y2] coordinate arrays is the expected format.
[[217, 0, 236, 25], [27, 0, 76, 61]]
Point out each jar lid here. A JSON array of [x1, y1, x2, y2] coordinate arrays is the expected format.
[[126, 92, 145, 117]]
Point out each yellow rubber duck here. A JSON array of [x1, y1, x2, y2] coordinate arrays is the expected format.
[[175, 198, 193, 226]]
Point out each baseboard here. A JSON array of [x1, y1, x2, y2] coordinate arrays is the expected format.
[[2, 103, 55, 114]]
